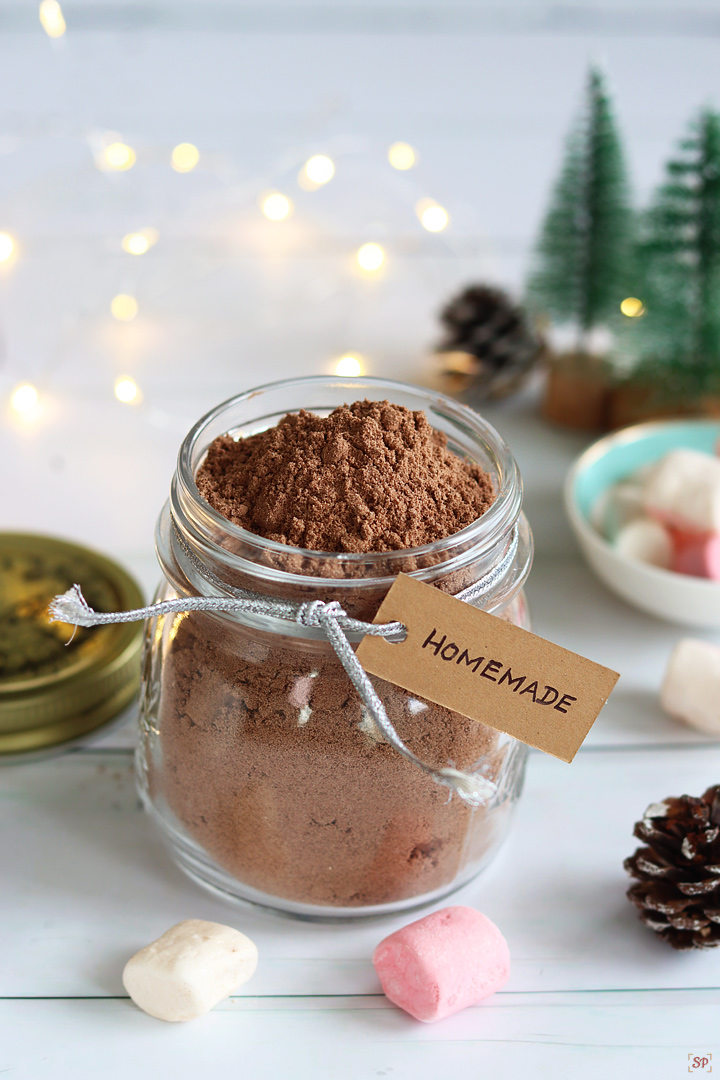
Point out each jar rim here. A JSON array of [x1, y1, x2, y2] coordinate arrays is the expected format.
[[172, 376, 522, 582]]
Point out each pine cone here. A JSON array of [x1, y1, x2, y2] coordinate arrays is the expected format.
[[436, 285, 543, 400], [624, 785, 720, 950]]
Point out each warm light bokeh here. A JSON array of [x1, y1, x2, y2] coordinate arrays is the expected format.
[[417, 201, 449, 232], [304, 155, 335, 185], [620, 296, 645, 317], [103, 143, 136, 171], [388, 142, 416, 170], [121, 228, 158, 255], [357, 243, 385, 272], [122, 234, 149, 255], [39, 0, 66, 38], [114, 376, 141, 404], [10, 384, 39, 414], [171, 143, 200, 172], [334, 354, 363, 377], [111, 294, 139, 321], [0, 233, 15, 262], [262, 193, 292, 220]]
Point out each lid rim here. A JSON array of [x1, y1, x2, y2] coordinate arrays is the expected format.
[[0, 532, 145, 755]]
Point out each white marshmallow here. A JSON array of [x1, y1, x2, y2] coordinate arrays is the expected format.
[[123, 919, 258, 1022], [660, 638, 720, 736], [642, 448, 720, 531], [614, 518, 672, 568], [592, 480, 646, 540]]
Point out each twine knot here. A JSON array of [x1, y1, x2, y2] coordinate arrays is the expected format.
[[296, 600, 324, 627], [296, 599, 346, 628]]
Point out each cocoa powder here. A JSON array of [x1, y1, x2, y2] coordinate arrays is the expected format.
[[196, 399, 495, 552], [151, 400, 523, 910]]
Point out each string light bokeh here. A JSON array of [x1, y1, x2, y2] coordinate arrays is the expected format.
[[39, 0, 65, 38], [334, 355, 364, 377], [0, 234, 15, 263], [388, 142, 416, 170], [621, 297, 645, 317], [10, 384, 39, 414], [2, 11, 474, 425], [0, 105, 463, 419], [121, 229, 158, 255], [261, 193, 293, 220], [416, 199, 449, 232], [357, 243, 385, 272], [302, 155, 335, 186], [114, 377, 141, 404], [111, 294, 139, 321], [101, 142, 136, 172], [171, 144, 200, 173]]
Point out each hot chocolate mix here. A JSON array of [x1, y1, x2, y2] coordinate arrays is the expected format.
[[154, 400, 522, 908], [195, 399, 495, 552]]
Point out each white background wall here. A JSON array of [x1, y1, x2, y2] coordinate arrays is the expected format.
[[1, 0, 719, 568]]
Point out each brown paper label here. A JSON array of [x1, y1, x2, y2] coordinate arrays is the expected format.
[[355, 574, 619, 763]]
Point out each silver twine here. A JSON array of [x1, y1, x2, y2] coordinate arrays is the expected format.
[[49, 526, 519, 808]]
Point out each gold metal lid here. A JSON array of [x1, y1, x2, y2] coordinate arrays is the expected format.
[[0, 533, 143, 757]]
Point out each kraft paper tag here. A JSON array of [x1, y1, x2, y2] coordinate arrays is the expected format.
[[355, 574, 619, 763]]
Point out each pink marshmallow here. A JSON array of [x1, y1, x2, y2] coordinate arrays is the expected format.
[[372, 905, 510, 1023], [670, 530, 720, 579]]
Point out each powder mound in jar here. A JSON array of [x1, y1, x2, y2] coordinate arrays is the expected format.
[[195, 399, 495, 553]]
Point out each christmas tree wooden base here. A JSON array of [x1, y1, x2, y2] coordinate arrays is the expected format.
[[608, 382, 720, 430], [541, 353, 612, 431], [543, 360, 720, 432]]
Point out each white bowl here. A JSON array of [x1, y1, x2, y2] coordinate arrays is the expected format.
[[564, 419, 720, 628]]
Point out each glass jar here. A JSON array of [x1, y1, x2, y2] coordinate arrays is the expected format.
[[138, 377, 533, 918]]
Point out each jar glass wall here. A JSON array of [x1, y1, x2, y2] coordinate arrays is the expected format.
[[138, 377, 533, 918]]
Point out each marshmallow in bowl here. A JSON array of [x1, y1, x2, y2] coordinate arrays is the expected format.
[[642, 448, 720, 532], [672, 531, 720, 580], [591, 447, 720, 579], [591, 479, 646, 541], [615, 518, 673, 569]]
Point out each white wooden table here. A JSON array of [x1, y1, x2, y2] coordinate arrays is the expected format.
[[2, 388, 720, 1079]]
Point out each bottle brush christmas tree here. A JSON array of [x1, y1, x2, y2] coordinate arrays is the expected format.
[[527, 65, 635, 428], [628, 108, 720, 405]]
